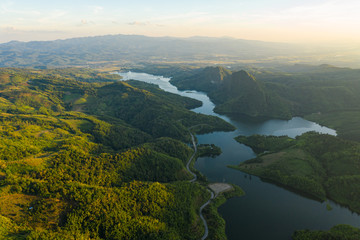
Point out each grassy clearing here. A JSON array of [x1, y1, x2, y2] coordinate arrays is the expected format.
[[0, 194, 38, 223], [62, 93, 82, 103], [61, 119, 94, 133], [237, 149, 320, 178]]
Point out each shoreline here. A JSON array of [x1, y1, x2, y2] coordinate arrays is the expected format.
[[186, 132, 244, 239]]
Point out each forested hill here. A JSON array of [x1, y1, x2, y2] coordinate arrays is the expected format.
[[170, 65, 360, 128], [234, 132, 360, 214], [0, 67, 234, 239], [171, 66, 293, 119]]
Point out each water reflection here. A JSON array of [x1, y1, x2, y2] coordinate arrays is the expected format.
[[117, 71, 358, 240]]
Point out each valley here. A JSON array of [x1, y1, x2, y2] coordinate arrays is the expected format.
[[0, 68, 236, 239], [2, 0, 360, 238], [116, 71, 360, 240], [0, 37, 360, 240]]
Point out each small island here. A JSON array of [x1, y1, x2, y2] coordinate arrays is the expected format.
[[197, 144, 222, 158]]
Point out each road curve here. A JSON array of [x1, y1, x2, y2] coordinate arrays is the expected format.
[[200, 189, 215, 240], [186, 132, 215, 240], [186, 133, 197, 183]]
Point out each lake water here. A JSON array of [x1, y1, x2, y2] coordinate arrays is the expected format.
[[117, 71, 359, 240]]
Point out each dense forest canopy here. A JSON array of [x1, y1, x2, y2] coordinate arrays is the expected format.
[[234, 132, 360, 213], [0, 67, 235, 239], [168, 65, 360, 141], [1, 59, 360, 239], [144, 63, 360, 239]]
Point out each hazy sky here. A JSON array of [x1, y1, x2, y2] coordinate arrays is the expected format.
[[1, 0, 359, 44]]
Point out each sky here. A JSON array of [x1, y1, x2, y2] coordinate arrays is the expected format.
[[0, 0, 359, 44]]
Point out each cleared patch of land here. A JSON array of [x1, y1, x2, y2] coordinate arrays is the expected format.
[[208, 183, 233, 196], [0, 193, 38, 222]]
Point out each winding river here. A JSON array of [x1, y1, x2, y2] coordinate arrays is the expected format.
[[118, 71, 360, 240]]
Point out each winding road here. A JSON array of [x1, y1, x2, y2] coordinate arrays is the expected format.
[[200, 189, 215, 240], [186, 133, 198, 183], [186, 132, 215, 240]]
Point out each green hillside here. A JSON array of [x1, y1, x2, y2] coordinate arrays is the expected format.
[[170, 65, 360, 139], [0, 68, 234, 239], [292, 224, 360, 240], [251, 64, 360, 141], [171, 66, 231, 92], [171, 67, 292, 119], [233, 132, 360, 213]]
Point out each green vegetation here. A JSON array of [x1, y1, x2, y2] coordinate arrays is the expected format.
[[203, 185, 245, 240], [292, 224, 360, 240], [176, 64, 360, 237], [129, 64, 202, 80], [171, 67, 294, 119], [0, 67, 236, 239], [232, 132, 360, 211], [170, 65, 360, 122], [197, 144, 222, 158], [306, 111, 360, 142], [171, 66, 231, 93], [235, 134, 296, 154], [209, 70, 292, 119], [326, 203, 333, 211]]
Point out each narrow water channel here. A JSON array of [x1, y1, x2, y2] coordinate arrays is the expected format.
[[118, 71, 360, 240]]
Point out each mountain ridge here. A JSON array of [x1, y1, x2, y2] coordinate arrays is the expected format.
[[0, 34, 303, 68], [171, 66, 293, 119]]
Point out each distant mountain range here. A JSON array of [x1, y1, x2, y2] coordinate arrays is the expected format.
[[0, 34, 341, 68]]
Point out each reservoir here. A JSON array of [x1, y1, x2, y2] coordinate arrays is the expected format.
[[118, 71, 359, 240]]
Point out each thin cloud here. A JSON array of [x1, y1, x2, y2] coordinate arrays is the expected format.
[[91, 6, 104, 15], [151, 11, 209, 22], [0, 26, 65, 34], [127, 21, 150, 26], [37, 10, 68, 24], [127, 21, 165, 28], [0, 1, 40, 16], [1, 26, 17, 32], [247, 1, 360, 26], [78, 19, 96, 26]]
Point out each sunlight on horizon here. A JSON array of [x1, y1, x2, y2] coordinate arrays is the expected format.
[[0, 0, 359, 45]]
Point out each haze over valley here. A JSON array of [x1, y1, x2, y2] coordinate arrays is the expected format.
[[1, 1, 360, 240]]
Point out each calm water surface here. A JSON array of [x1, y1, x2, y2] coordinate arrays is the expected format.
[[118, 72, 359, 240]]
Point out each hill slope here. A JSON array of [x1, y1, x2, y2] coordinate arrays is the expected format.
[[0, 67, 234, 239], [170, 65, 360, 125], [171, 66, 292, 119], [233, 132, 360, 213]]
